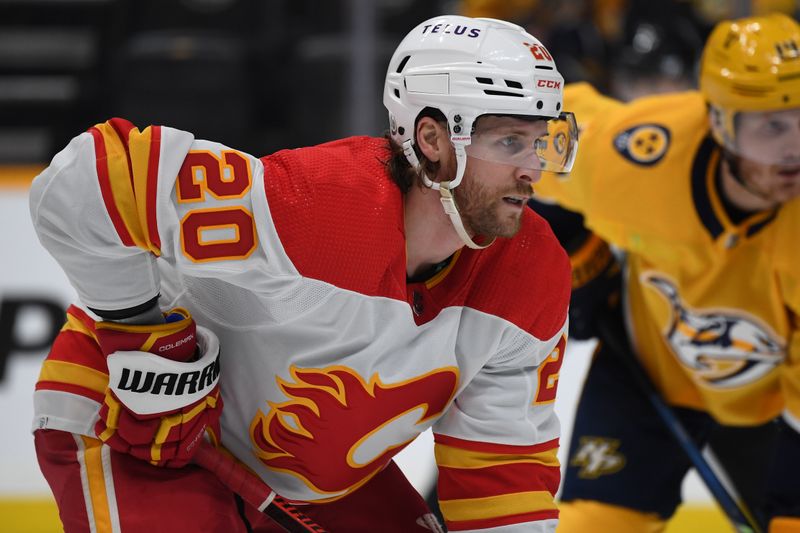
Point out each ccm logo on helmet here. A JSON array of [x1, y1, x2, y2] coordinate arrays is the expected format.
[[536, 78, 562, 92], [421, 23, 481, 38]]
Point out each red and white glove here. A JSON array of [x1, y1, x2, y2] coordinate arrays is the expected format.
[[94, 308, 223, 468]]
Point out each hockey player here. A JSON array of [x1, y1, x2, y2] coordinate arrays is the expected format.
[[531, 13, 800, 533], [29, 15, 578, 533]]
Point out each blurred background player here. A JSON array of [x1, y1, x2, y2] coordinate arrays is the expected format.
[[530, 12, 800, 533], [605, 2, 703, 101], [29, 15, 577, 533]]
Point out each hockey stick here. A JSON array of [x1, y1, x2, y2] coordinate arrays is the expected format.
[[194, 441, 328, 533], [596, 317, 763, 533]]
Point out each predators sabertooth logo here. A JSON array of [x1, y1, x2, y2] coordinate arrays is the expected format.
[[646, 275, 784, 387], [250, 365, 458, 498], [570, 437, 625, 479]]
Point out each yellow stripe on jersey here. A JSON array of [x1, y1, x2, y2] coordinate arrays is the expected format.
[[62, 311, 99, 342], [128, 127, 160, 256], [93, 122, 150, 251], [557, 500, 665, 533], [93, 122, 160, 255], [439, 490, 557, 522], [79, 435, 115, 533], [425, 249, 462, 289], [435, 441, 560, 469], [97, 391, 121, 442], [38, 360, 108, 396]]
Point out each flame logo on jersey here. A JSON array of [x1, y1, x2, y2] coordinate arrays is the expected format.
[[250, 365, 459, 499], [646, 274, 784, 387]]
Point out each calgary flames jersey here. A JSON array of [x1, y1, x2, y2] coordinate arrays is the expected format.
[[30, 119, 571, 532], [536, 83, 800, 430]]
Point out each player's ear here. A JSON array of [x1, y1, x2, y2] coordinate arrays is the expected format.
[[415, 116, 449, 163]]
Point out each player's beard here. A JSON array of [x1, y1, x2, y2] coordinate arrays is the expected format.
[[737, 157, 800, 208], [453, 177, 529, 238]]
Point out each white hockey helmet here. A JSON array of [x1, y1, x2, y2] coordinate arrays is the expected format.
[[383, 15, 577, 249], [384, 15, 577, 189]]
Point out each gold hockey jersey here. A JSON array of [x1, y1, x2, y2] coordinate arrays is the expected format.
[[537, 83, 800, 428]]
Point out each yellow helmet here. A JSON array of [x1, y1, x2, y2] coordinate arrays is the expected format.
[[700, 13, 800, 158], [701, 13, 800, 112]]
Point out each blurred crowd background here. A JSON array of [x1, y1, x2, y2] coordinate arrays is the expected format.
[[0, 0, 798, 165]]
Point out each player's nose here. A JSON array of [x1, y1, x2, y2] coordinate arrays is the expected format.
[[515, 166, 542, 185]]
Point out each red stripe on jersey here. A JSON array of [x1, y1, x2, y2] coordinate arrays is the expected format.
[[89, 126, 135, 247], [66, 305, 97, 330], [108, 117, 135, 142], [446, 509, 559, 531], [49, 330, 106, 373], [35, 380, 105, 404], [46, 305, 105, 372], [108, 117, 136, 188], [145, 125, 162, 252], [434, 433, 559, 455], [437, 462, 561, 501]]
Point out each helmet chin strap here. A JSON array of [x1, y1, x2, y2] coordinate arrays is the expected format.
[[402, 139, 495, 250]]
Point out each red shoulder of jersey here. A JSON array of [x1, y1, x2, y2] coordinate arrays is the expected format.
[[459, 209, 570, 340], [36, 305, 107, 404], [261, 137, 407, 300]]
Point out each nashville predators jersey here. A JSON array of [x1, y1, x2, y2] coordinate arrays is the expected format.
[[30, 119, 570, 532], [536, 83, 800, 429]]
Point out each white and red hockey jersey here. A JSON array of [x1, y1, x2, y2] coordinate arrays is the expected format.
[[30, 118, 570, 532]]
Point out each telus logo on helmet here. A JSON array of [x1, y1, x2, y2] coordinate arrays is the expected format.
[[421, 23, 481, 38]]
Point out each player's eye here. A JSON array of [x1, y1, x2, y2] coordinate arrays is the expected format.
[[762, 119, 789, 136], [497, 135, 524, 153]]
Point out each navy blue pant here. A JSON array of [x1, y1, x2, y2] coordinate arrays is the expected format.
[[560, 338, 777, 522]]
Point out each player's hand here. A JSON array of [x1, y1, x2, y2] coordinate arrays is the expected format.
[[94, 308, 223, 467]]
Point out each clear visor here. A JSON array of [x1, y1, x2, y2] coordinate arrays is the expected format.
[[465, 112, 578, 174], [714, 108, 800, 166]]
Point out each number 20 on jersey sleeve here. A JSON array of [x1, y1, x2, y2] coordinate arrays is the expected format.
[[535, 334, 566, 404], [177, 150, 257, 262]]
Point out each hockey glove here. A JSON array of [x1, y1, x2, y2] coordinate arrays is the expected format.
[[94, 308, 223, 468], [568, 233, 622, 340], [526, 199, 621, 340]]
